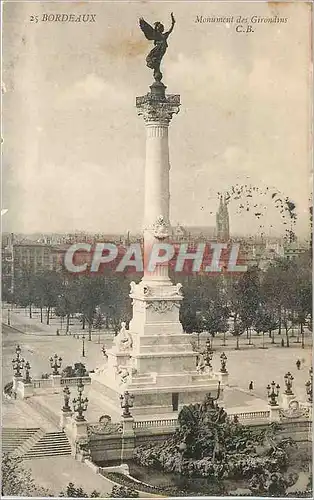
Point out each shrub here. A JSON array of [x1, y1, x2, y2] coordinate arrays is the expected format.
[[111, 485, 139, 498], [59, 482, 100, 497]]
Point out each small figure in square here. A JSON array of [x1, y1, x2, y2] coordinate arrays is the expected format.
[[249, 381, 254, 391], [296, 359, 301, 370], [281, 338, 285, 347]]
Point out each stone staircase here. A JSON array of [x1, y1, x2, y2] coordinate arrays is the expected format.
[[26, 398, 60, 428], [23, 431, 72, 459], [2, 428, 40, 454], [13, 428, 45, 456], [2, 427, 72, 459]]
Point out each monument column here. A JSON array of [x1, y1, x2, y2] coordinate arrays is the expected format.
[[136, 86, 180, 283], [90, 17, 221, 415]]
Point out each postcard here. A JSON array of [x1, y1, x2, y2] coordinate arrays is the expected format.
[[2, 1, 312, 498]]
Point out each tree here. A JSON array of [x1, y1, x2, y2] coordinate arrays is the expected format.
[[261, 258, 296, 347], [55, 278, 81, 333], [78, 276, 107, 340], [180, 307, 203, 334], [13, 269, 37, 318], [230, 316, 245, 350], [1, 454, 51, 496], [94, 311, 104, 330], [295, 281, 312, 348], [225, 267, 261, 349], [254, 308, 278, 348], [59, 482, 100, 497], [32, 272, 62, 323], [293, 254, 312, 348], [202, 299, 229, 349], [100, 276, 132, 335], [179, 275, 225, 348]]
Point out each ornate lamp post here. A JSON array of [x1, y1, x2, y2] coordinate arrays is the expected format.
[[50, 354, 62, 375], [120, 391, 134, 418], [24, 361, 31, 383], [204, 338, 213, 370], [267, 381, 280, 406], [220, 352, 228, 373], [284, 372, 294, 395], [82, 334, 86, 358], [62, 385, 71, 412], [73, 378, 88, 421], [8, 308, 11, 326], [12, 345, 25, 377]]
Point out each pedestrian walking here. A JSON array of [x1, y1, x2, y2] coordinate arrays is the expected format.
[[249, 381, 254, 391], [281, 338, 285, 347], [296, 359, 301, 370]]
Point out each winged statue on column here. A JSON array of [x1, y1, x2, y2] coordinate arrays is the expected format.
[[139, 13, 176, 82]]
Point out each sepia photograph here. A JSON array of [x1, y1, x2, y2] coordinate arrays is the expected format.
[[1, 0, 313, 498]]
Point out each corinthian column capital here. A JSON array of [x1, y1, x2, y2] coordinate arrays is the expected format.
[[136, 93, 180, 125]]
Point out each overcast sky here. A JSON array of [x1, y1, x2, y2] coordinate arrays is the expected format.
[[3, 1, 312, 238]]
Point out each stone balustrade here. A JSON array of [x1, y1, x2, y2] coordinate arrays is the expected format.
[[60, 376, 91, 387], [133, 418, 178, 429], [33, 378, 54, 389], [229, 410, 270, 421], [131, 411, 271, 431], [14, 375, 91, 399]]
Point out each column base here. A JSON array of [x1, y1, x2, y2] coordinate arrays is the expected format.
[[269, 404, 281, 422], [281, 393, 296, 409]]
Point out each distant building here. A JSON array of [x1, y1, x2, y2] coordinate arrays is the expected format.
[[216, 196, 230, 241], [284, 240, 308, 261], [1, 235, 66, 295], [171, 224, 216, 243]]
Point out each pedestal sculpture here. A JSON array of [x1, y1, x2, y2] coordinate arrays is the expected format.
[[92, 17, 220, 416]]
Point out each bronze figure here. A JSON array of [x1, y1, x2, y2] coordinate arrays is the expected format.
[[139, 13, 175, 82]]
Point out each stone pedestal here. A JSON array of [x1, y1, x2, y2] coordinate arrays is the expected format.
[[23, 382, 34, 398], [217, 371, 229, 386], [281, 392, 296, 409], [72, 419, 88, 441], [60, 409, 73, 430], [91, 85, 221, 416], [16, 380, 34, 399], [12, 375, 22, 392], [51, 374, 62, 388], [269, 404, 281, 422], [121, 417, 135, 460]]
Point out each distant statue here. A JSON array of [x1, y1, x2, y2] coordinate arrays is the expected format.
[[113, 322, 133, 352], [139, 13, 176, 82], [118, 366, 130, 385], [196, 353, 206, 374], [201, 393, 216, 412], [175, 283, 183, 295], [152, 215, 169, 239]]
